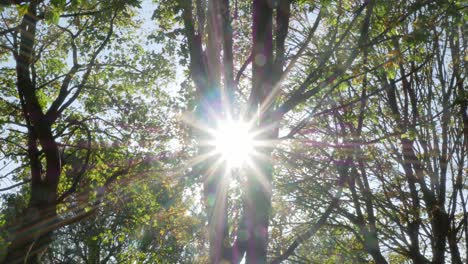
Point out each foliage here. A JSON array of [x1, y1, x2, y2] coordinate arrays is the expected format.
[[0, 0, 466, 263]]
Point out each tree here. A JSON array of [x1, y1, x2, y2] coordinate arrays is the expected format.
[[0, 0, 175, 262], [0, 0, 465, 263], [152, 0, 380, 263], [268, 1, 467, 263], [47, 170, 198, 263]]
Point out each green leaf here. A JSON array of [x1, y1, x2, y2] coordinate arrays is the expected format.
[[16, 4, 29, 16], [45, 8, 61, 24]]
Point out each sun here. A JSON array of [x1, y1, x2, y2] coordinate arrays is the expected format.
[[211, 120, 256, 168]]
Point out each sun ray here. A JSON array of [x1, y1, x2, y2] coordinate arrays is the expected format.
[[244, 152, 273, 192], [184, 149, 219, 169]]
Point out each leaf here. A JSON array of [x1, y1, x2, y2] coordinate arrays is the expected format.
[[45, 8, 61, 24], [17, 4, 29, 16], [51, 0, 66, 8]]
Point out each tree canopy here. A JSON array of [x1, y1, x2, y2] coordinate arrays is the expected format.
[[0, 0, 466, 263]]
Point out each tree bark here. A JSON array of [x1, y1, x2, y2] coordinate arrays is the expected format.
[[243, 1, 275, 263], [4, 2, 61, 262]]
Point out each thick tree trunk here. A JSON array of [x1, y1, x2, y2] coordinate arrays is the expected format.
[[5, 203, 57, 264], [244, 0, 274, 262], [4, 112, 61, 264], [181, 0, 285, 262], [244, 147, 274, 264], [4, 1, 61, 262], [201, 136, 231, 264], [5, 90, 61, 264]]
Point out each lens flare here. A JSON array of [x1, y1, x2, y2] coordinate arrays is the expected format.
[[212, 120, 255, 168]]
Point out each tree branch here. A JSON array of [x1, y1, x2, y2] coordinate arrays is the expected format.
[[46, 11, 118, 122], [270, 187, 343, 264], [0, 179, 31, 192]]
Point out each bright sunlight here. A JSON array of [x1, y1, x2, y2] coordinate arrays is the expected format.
[[211, 120, 256, 168]]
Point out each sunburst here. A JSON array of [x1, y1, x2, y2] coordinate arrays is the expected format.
[[209, 119, 257, 169], [181, 111, 272, 179]]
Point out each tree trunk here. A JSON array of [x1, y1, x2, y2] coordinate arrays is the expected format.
[[4, 1, 61, 262], [244, 147, 274, 264], [244, 0, 274, 262], [4, 124, 61, 264]]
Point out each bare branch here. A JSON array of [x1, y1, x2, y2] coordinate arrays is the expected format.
[[0, 178, 31, 192]]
